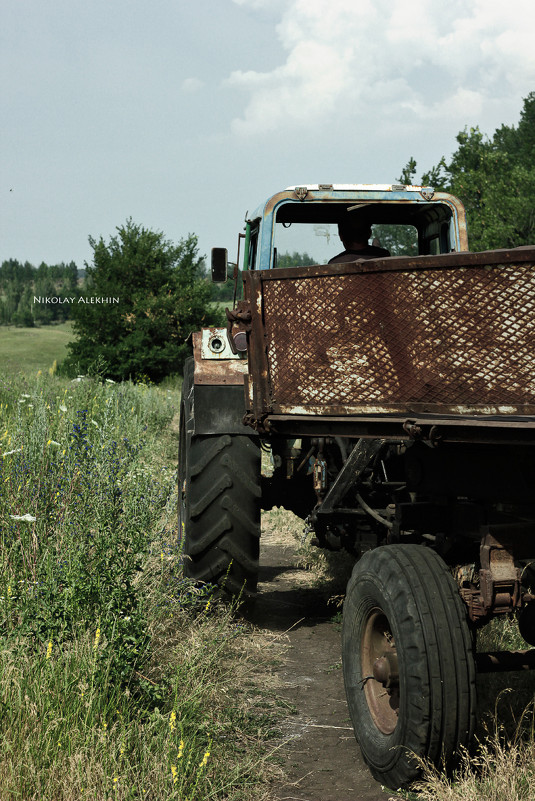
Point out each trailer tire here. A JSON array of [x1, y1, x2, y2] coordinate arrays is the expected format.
[[178, 368, 261, 600], [342, 544, 476, 790]]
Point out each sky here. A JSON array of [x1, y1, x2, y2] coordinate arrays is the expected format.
[[2, 0, 535, 270]]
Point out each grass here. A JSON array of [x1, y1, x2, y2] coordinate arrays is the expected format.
[[0, 368, 283, 800], [0, 321, 74, 374], [410, 702, 535, 801]]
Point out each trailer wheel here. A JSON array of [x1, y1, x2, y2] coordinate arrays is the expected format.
[[178, 362, 261, 600], [342, 544, 476, 789]]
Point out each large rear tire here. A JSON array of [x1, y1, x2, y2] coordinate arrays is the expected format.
[[178, 361, 261, 600], [342, 544, 476, 789]]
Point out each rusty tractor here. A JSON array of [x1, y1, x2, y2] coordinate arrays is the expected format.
[[179, 184, 535, 788]]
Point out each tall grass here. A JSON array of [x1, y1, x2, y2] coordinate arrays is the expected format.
[[0, 370, 281, 800]]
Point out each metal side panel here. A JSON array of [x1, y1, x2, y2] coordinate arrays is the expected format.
[[244, 247, 535, 427]]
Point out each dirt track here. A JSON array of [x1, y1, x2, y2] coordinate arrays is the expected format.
[[248, 512, 402, 801]]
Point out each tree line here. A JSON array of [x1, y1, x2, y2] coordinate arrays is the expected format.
[[0, 259, 80, 326]]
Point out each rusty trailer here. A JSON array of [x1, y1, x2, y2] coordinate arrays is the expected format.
[[243, 246, 535, 442]]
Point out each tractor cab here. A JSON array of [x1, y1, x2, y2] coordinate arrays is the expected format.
[[244, 184, 468, 272]]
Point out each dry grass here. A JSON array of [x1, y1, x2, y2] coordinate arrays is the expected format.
[[413, 703, 535, 801], [261, 505, 356, 604]]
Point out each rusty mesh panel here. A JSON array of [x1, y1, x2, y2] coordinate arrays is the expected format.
[[262, 263, 535, 410]]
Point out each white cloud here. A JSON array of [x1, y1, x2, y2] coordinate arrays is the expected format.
[[227, 0, 535, 137]]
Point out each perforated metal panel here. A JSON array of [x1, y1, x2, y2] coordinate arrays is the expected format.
[[246, 249, 535, 419]]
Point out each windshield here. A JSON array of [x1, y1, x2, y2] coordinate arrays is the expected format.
[[270, 199, 456, 268], [273, 221, 419, 267]]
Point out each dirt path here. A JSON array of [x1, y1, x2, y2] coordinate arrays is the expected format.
[[248, 514, 402, 801]]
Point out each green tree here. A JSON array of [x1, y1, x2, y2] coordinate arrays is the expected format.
[[416, 92, 535, 251], [61, 219, 217, 381], [275, 251, 317, 269], [12, 286, 35, 327]]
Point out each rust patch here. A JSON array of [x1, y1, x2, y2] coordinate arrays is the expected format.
[[193, 332, 248, 386]]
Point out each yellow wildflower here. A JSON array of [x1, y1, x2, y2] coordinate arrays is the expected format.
[[169, 710, 176, 731], [171, 765, 178, 784], [177, 740, 184, 759], [46, 641, 53, 660], [94, 627, 101, 650], [199, 749, 210, 768]]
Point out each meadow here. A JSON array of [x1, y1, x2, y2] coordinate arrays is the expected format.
[[0, 337, 281, 800], [0, 322, 74, 374]]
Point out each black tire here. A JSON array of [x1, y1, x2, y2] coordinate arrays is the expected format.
[[342, 544, 476, 789], [178, 361, 261, 599]]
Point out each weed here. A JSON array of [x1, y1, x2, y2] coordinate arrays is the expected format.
[[0, 369, 282, 800]]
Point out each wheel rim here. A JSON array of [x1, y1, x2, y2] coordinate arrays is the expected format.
[[361, 607, 400, 735]]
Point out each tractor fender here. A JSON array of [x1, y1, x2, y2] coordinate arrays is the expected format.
[[188, 330, 255, 436]]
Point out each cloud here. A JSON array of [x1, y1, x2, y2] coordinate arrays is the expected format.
[[227, 0, 535, 137]]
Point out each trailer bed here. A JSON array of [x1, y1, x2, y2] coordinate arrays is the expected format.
[[243, 246, 535, 442]]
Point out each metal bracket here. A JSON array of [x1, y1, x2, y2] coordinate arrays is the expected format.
[[317, 438, 385, 515]]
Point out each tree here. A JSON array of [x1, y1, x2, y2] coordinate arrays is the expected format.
[[275, 251, 317, 269], [415, 93, 535, 251], [61, 219, 218, 381]]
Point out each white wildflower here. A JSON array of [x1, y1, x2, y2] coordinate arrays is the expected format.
[[21, 394, 31, 398], [59, 404, 67, 412], [105, 379, 116, 384], [2, 448, 22, 457], [91, 419, 99, 428], [10, 514, 37, 523], [47, 440, 61, 447]]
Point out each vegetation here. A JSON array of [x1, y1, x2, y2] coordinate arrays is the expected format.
[[0, 322, 73, 374], [0, 259, 79, 326], [275, 251, 317, 269], [210, 262, 242, 303], [0, 367, 282, 800], [61, 220, 220, 382], [371, 223, 418, 257]]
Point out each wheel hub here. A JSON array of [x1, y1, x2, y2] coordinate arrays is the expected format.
[[372, 652, 399, 688], [362, 609, 400, 734]]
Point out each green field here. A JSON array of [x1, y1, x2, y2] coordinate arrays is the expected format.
[[0, 322, 73, 373]]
